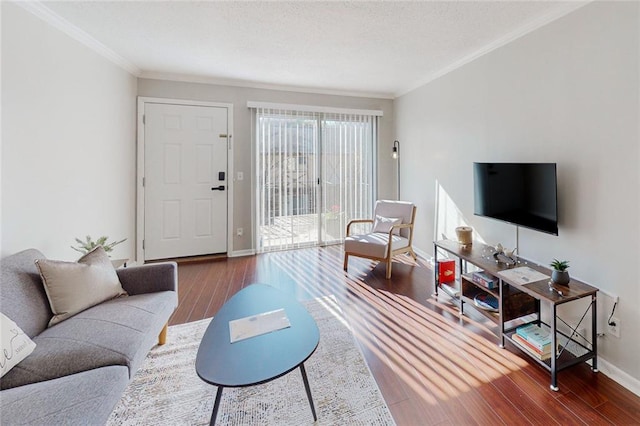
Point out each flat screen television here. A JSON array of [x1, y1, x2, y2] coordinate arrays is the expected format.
[[473, 162, 558, 235]]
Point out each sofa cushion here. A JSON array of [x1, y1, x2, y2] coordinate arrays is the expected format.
[[0, 250, 52, 339], [0, 365, 129, 426], [0, 313, 37, 377], [35, 246, 127, 327], [117, 262, 178, 295], [0, 291, 177, 390]]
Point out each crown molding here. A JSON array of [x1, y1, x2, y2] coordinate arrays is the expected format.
[[395, 1, 591, 98], [139, 71, 394, 100], [16, 0, 589, 101], [16, 1, 141, 76], [15, 0, 390, 99]]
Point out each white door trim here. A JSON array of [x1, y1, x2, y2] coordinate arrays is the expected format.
[[136, 96, 234, 263]]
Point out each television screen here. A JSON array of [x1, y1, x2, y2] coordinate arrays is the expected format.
[[473, 163, 558, 235]]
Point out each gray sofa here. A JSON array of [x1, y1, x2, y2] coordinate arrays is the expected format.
[[0, 249, 178, 425]]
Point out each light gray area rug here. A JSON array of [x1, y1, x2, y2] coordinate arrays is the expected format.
[[107, 296, 395, 425]]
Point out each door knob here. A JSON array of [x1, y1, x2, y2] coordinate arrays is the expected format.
[[211, 185, 225, 191]]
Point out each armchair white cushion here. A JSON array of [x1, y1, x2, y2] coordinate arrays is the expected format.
[[371, 215, 402, 234], [343, 200, 417, 279]]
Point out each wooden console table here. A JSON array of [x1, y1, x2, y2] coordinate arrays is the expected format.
[[434, 239, 598, 391]]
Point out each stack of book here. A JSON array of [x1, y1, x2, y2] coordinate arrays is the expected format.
[[513, 324, 554, 361], [471, 270, 498, 289]]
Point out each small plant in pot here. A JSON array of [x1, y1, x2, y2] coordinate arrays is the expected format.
[[550, 259, 570, 285], [72, 235, 126, 257]]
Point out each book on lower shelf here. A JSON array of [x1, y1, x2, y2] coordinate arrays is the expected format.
[[515, 323, 552, 351], [439, 281, 460, 298], [512, 334, 553, 361], [513, 333, 549, 352], [471, 270, 498, 289]]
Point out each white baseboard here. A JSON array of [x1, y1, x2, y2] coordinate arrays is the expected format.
[[596, 357, 640, 397], [413, 246, 433, 265], [229, 249, 255, 258]]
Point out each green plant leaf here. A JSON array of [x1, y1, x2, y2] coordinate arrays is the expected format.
[[550, 258, 569, 271], [72, 235, 127, 255]]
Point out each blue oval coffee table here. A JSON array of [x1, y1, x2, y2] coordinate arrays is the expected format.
[[196, 284, 320, 425]]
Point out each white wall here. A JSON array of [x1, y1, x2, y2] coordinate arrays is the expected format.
[[137, 79, 395, 252], [395, 2, 640, 388], [1, 2, 137, 260]]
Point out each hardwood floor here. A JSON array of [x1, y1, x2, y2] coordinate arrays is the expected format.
[[168, 245, 640, 425]]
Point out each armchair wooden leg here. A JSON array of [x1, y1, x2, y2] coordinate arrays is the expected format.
[[386, 257, 393, 279], [343, 253, 349, 271], [158, 322, 168, 345], [409, 249, 417, 260]]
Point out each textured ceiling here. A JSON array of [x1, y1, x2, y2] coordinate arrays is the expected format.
[[40, 1, 583, 98]]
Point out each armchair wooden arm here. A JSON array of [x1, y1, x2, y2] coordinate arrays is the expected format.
[[346, 219, 374, 237], [389, 223, 415, 246]]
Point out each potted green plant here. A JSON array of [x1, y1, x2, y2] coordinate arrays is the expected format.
[[550, 259, 570, 285], [71, 235, 126, 257]]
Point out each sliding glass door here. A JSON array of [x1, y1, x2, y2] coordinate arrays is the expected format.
[[321, 114, 375, 244], [255, 107, 377, 252], [256, 109, 319, 251]]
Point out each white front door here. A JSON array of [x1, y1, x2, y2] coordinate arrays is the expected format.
[[144, 103, 228, 260]]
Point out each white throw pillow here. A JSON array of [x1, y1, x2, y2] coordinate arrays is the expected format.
[[35, 246, 128, 327], [1, 313, 36, 377], [372, 215, 402, 235]]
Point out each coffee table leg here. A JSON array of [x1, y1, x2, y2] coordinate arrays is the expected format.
[[210, 386, 224, 426], [299, 363, 317, 421]]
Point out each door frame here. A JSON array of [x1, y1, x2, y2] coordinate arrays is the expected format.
[[136, 97, 234, 263]]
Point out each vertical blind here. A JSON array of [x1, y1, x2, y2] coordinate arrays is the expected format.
[[253, 106, 377, 252]]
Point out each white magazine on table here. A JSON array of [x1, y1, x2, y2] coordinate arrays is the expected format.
[[229, 308, 291, 343], [497, 266, 549, 286]]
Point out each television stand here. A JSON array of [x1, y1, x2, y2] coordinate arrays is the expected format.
[[434, 239, 598, 391]]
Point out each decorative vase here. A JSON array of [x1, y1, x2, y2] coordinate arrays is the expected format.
[[455, 226, 473, 245], [551, 270, 570, 285]]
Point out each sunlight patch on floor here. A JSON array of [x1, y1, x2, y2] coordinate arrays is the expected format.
[[264, 246, 530, 406]]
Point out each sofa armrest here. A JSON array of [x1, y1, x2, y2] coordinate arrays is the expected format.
[[116, 262, 178, 295]]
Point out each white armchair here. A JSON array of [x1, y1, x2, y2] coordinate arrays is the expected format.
[[343, 200, 417, 279]]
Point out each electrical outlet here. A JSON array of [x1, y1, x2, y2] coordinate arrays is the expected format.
[[237, 228, 243, 237], [607, 317, 620, 338]]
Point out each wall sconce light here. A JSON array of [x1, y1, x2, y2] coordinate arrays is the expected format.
[[392, 140, 399, 160], [392, 140, 400, 199]]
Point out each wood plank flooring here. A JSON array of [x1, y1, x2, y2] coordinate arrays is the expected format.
[[168, 245, 640, 425]]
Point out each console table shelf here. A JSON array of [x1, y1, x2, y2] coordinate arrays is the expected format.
[[434, 239, 598, 391]]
